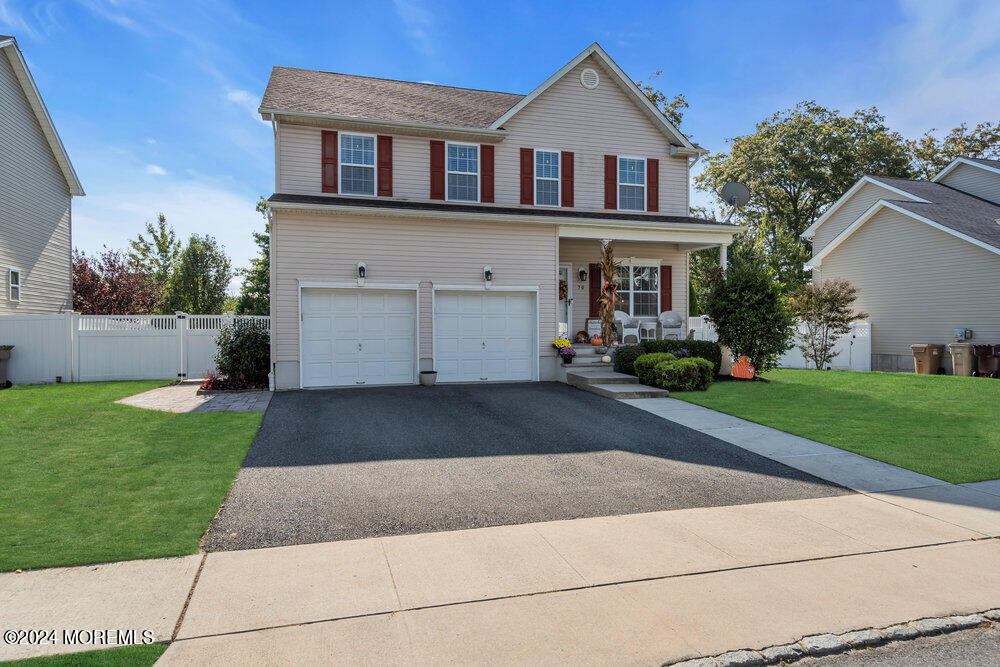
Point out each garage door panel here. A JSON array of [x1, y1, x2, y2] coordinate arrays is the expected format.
[[385, 314, 414, 334], [459, 294, 484, 312], [507, 358, 531, 379], [332, 317, 360, 338], [331, 293, 358, 311], [302, 315, 332, 337], [303, 339, 334, 360]]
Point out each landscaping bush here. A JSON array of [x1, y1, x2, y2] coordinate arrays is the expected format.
[[641, 339, 722, 375], [613, 344, 644, 375], [634, 352, 676, 386], [213, 319, 270, 387], [653, 357, 714, 392]]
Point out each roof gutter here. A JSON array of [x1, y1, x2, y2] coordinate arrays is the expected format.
[[258, 108, 509, 142]]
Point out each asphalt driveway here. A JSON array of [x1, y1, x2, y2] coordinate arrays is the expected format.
[[204, 382, 849, 551]]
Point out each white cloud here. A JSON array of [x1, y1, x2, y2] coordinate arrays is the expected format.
[[224, 87, 267, 123], [393, 0, 435, 57], [144, 164, 166, 176]]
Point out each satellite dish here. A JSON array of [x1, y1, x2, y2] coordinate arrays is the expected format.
[[720, 182, 750, 222]]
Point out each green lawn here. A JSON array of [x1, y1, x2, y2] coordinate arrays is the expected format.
[[673, 369, 1000, 484], [2, 644, 166, 666], [0, 381, 261, 572]]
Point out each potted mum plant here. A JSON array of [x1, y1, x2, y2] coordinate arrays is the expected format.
[[552, 338, 577, 364]]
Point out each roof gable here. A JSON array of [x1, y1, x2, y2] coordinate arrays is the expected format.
[[0, 36, 83, 196], [932, 156, 1000, 182], [801, 176, 927, 239]]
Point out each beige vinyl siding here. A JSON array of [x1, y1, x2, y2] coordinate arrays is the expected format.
[[819, 208, 1000, 356], [558, 238, 688, 336], [937, 163, 1000, 205], [274, 56, 689, 213], [811, 181, 905, 254], [0, 49, 71, 314], [271, 211, 557, 366]]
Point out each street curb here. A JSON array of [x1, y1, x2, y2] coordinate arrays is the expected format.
[[666, 609, 998, 666]]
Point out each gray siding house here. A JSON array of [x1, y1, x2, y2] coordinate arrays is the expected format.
[[803, 157, 1000, 372], [0, 35, 84, 315]]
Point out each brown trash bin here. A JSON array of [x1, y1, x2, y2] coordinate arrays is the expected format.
[[974, 345, 1000, 378], [949, 343, 976, 376], [910, 344, 945, 375]]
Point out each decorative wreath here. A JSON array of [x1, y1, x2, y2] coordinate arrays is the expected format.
[[558, 279, 568, 301]]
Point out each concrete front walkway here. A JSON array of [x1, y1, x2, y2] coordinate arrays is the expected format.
[[116, 380, 272, 413]]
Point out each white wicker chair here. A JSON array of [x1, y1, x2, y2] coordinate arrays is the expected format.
[[658, 311, 684, 340], [614, 310, 640, 344]]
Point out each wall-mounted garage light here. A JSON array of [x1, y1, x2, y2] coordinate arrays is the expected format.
[[483, 265, 493, 288], [357, 261, 367, 286], [579, 268, 587, 282]]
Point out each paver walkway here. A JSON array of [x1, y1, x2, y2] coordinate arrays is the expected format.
[[116, 380, 271, 413]]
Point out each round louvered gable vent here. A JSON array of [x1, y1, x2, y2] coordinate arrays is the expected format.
[[580, 67, 600, 89]]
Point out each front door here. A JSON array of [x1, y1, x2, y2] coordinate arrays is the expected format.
[[558, 263, 572, 337]]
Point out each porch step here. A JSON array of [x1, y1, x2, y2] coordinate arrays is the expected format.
[[584, 383, 670, 399], [563, 357, 611, 367], [565, 369, 637, 386]]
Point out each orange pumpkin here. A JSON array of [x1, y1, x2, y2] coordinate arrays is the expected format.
[[590, 337, 602, 346], [731, 355, 755, 379]]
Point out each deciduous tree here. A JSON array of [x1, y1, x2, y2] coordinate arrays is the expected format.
[[127, 213, 180, 284], [909, 121, 1000, 179], [162, 235, 233, 314], [235, 197, 270, 316], [790, 279, 867, 370], [72, 248, 163, 314]]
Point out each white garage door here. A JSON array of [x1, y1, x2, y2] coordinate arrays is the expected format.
[[301, 288, 416, 388], [434, 290, 536, 383]]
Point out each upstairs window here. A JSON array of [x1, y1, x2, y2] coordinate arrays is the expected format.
[[618, 157, 646, 211], [535, 150, 560, 206], [8, 269, 20, 302], [340, 133, 376, 196], [447, 143, 479, 202]]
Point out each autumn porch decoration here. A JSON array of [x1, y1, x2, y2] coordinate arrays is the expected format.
[[598, 240, 619, 345]]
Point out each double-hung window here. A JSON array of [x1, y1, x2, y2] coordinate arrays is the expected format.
[[446, 143, 479, 202], [535, 150, 560, 206], [8, 269, 20, 302], [340, 133, 376, 196], [618, 157, 646, 211], [614, 264, 658, 317]]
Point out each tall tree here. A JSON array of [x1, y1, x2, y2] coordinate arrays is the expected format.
[[696, 102, 913, 289], [72, 248, 163, 314], [636, 70, 689, 128], [127, 213, 181, 284], [235, 197, 270, 316], [909, 121, 1000, 179], [162, 235, 233, 314]]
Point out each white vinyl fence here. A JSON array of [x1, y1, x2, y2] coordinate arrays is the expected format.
[[0, 312, 269, 385], [687, 317, 871, 371]]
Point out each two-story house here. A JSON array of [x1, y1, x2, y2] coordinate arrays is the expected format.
[[260, 43, 740, 390], [0, 35, 84, 315]]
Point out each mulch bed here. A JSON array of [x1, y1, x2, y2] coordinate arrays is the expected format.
[[198, 377, 267, 394]]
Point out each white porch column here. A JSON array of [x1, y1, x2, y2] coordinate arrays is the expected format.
[[720, 244, 728, 271]]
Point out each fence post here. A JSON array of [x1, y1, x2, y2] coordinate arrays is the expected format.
[[70, 311, 80, 382], [175, 312, 187, 380]]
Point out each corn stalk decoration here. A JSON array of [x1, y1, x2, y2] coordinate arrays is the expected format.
[[598, 240, 618, 344]]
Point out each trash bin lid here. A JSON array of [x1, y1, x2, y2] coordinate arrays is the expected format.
[[909, 344, 928, 351]]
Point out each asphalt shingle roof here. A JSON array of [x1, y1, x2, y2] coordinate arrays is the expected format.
[[868, 175, 1000, 251], [260, 66, 525, 128]]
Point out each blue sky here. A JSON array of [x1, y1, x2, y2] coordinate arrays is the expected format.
[[2, 0, 998, 289]]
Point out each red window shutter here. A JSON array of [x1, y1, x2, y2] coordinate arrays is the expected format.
[[480, 144, 495, 202], [429, 140, 445, 200], [321, 130, 338, 194], [647, 158, 659, 212], [589, 263, 601, 317], [520, 148, 534, 205], [377, 135, 393, 197], [660, 265, 672, 312], [561, 151, 574, 207], [604, 155, 617, 209]]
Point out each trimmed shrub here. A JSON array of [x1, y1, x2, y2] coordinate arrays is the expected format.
[[613, 344, 644, 375], [213, 319, 270, 386], [634, 352, 676, 386], [653, 357, 714, 392], [641, 339, 722, 375]]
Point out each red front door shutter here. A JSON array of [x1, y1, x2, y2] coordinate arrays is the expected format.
[[322, 130, 338, 193], [561, 151, 574, 207], [520, 148, 534, 205], [480, 144, 495, 203], [604, 155, 617, 209], [429, 140, 445, 200], [589, 263, 601, 317], [647, 158, 659, 212], [660, 265, 672, 312], [377, 135, 393, 197]]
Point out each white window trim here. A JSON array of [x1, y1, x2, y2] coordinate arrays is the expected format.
[[8, 268, 21, 302], [533, 148, 561, 207], [615, 262, 659, 318], [617, 155, 647, 212], [338, 131, 378, 197], [445, 140, 481, 203]]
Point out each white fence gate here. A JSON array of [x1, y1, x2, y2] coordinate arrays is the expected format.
[[0, 312, 269, 385]]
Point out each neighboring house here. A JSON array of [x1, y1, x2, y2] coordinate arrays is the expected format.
[[260, 42, 740, 390], [803, 157, 1000, 372], [0, 35, 84, 315]]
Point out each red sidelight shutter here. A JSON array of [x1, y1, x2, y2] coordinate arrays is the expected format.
[[377, 135, 393, 197], [561, 151, 574, 207], [429, 140, 445, 200], [589, 263, 601, 317], [520, 148, 534, 205], [647, 158, 659, 212], [321, 130, 338, 193], [604, 155, 617, 209], [660, 265, 672, 312], [480, 144, 495, 202]]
